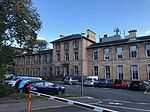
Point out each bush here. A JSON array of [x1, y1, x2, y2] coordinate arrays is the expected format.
[[0, 85, 16, 97]]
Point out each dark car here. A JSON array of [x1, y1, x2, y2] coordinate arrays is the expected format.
[[28, 80, 65, 95], [64, 76, 78, 85], [112, 79, 128, 89], [129, 81, 146, 91], [96, 78, 113, 88]]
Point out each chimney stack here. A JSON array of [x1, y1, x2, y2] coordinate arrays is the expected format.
[[128, 29, 137, 38], [87, 29, 96, 42]]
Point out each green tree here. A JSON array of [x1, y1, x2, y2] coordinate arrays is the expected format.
[[0, 0, 42, 82], [35, 39, 48, 51]]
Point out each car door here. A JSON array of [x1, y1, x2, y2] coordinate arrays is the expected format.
[[44, 82, 56, 95], [34, 82, 46, 94]]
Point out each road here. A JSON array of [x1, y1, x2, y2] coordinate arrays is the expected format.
[[64, 84, 150, 112]]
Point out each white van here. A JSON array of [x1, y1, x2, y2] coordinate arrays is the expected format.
[[86, 76, 98, 80]]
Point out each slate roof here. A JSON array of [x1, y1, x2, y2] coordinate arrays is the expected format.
[[87, 35, 150, 49], [51, 34, 95, 43], [16, 49, 53, 57]]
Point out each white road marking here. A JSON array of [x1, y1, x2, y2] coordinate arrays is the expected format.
[[109, 102, 122, 105], [98, 104, 150, 112], [102, 99, 150, 105]]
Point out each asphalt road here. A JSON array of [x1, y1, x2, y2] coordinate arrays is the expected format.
[[64, 84, 150, 112]]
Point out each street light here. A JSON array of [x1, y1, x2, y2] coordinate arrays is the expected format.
[[81, 36, 83, 95]]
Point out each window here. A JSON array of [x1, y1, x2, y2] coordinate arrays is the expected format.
[[43, 55, 47, 63], [131, 65, 138, 80], [49, 54, 53, 62], [130, 46, 137, 58], [65, 53, 69, 61], [36, 68, 40, 76], [42, 67, 47, 76], [74, 41, 79, 48], [26, 68, 29, 76], [56, 66, 60, 76], [93, 50, 98, 60], [49, 67, 53, 76], [93, 66, 98, 76], [38, 55, 41, 64], [64, 42, 69, 50], [31, 68, 34, 76], [147, 64, 150, 80], [74, 52, 79, 61], [117, 65, 124, 79], [105, 65, 110, 78], [116, 47, 123, 59], [21, 68, 25, 75], [104, 48, 110, 60], [57, 54, 61, 61], [74, 66, 78, 75], [146, 44, 150, 57], [56, 43, 60, 51]]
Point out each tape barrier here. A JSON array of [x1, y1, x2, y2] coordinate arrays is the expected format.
[[30, 91, 117, 112]]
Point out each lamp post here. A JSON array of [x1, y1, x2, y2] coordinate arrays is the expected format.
[[81, 36, 83, 95]]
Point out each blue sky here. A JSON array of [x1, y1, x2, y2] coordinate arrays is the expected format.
[[33, 0, 150, 47]]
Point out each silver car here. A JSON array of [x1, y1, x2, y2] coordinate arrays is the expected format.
[[64, 77, 78, 85]]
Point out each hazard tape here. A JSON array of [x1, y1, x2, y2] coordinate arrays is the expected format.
[[30, 91, 117, 112]]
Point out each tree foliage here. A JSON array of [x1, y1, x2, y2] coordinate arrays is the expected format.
[[0, 0, 42, 46], [0, 0, 42, 80]]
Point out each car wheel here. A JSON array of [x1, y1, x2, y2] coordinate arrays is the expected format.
[[58, 90, 63, 96]]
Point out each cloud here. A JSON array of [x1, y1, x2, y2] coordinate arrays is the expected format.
[[145, 30, 150, 34], [37, 36, 45, 40]]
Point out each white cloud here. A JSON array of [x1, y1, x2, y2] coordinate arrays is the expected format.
[[37, 36, 45, 40], [145, 30, 150, 35]]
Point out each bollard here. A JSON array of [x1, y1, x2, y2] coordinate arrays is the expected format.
[[27, 93, 31, 112]]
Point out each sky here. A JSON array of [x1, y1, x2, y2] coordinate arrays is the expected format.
[[32, 0, 150, 48]]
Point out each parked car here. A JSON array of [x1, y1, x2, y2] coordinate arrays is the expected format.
[[27, 80, 65, 95], [15, 77, 42, 92], [129, 80, 146, 91], [84, 78, 98, 86], [95, 78, 113, 88], [64, 76, 78, 85], [112, 79, 128, 89]]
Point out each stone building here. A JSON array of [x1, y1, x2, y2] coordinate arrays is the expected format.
[[15, 29, 150, 81]]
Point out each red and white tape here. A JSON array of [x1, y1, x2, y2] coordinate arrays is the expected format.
[[30, 91, 117, 112]]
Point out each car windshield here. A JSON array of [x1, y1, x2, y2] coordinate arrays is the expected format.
[[114, 79, 122, 84]]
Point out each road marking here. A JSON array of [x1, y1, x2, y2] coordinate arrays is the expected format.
[[101, 99, 150, 105], [98, 104, 150, 112], [109, 102, 122, 105]]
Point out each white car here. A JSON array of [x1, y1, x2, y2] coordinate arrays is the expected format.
[[83, 78, 98, 86]]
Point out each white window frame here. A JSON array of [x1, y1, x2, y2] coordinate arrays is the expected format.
[[93, 66, 98, 76], [116, 47, 123, 59], [74, 52, 79, 61], [104, 48, 110, 60], [93, 50, 98, 60], [130, 45, 138, 58], [117, 65, 124, 79], [65, 53, 69, 61], [105, 65, 111, 79], [131, 65, 139, 80]]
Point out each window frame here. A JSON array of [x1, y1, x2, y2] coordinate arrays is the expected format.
[[104, 48, 110, 60], [105, 65, 111, 79], [93, 66, 98, 76], [130, 45, 138, 58], [116, 47, 123, 59], [74, 52, 79, 61], [117, 65, 124, 80], [131, 65, 139, 80], [146, 44, 150, 57], [93, 50, 98, 60]]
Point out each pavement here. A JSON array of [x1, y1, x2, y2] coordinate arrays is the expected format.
[[0, 96, 100, 112]]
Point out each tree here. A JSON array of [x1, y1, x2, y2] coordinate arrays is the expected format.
[[0, 0, 42, 81], [35, 39, 48, 51], [0, 0, 42, 46]]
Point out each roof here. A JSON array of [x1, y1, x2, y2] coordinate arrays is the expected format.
[[51, 34, 95, 43], [87, 35, 150, 49], [16, 49, 53, 57]]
